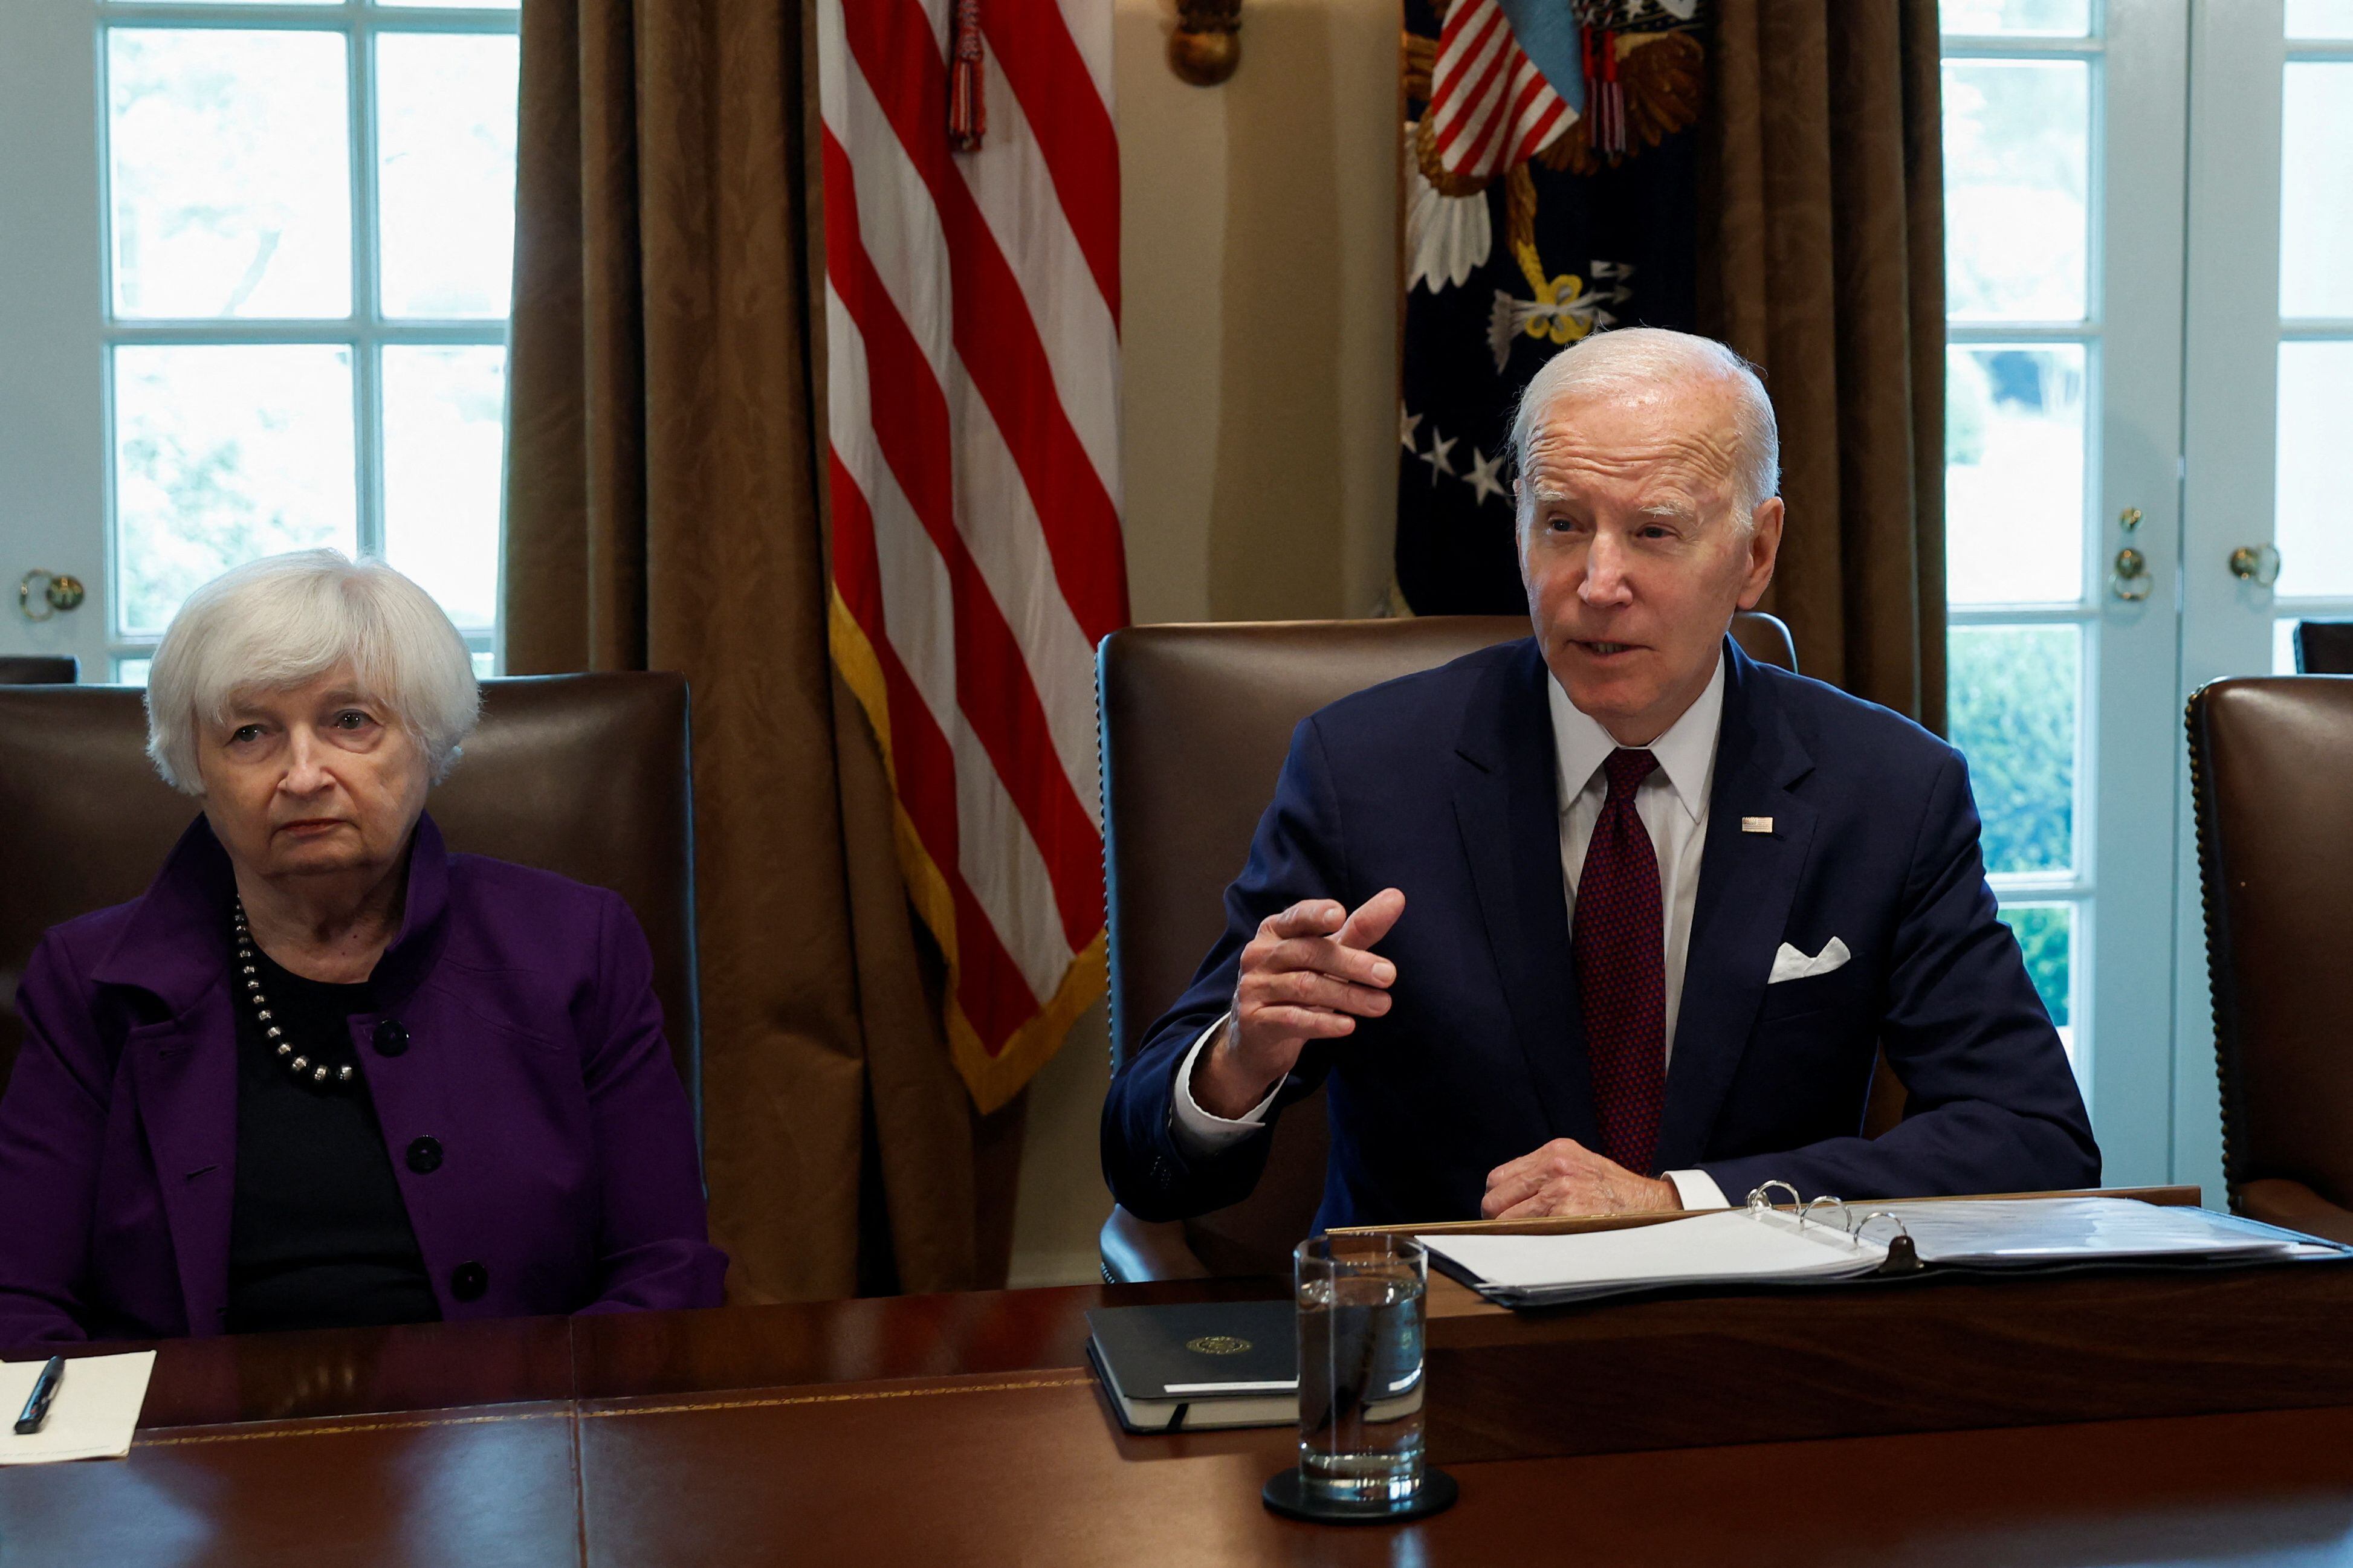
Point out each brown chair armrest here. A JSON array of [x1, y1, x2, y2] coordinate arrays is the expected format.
[[1099, 1206, 1213, 1283], [2237, 1177, 2353, 1245]]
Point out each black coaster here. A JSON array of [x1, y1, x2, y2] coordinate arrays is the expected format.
[[1261, 1466, 1459, 1525]]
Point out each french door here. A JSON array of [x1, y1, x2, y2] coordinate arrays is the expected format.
[[1943, 0, 2351, 1195], [1941, 0, 2188, 1186]]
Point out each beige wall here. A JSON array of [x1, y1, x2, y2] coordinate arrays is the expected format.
[[1006, 0, 1401, 1288]]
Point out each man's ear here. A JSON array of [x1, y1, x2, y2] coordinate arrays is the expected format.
[[1735, 496, 1784, 610]]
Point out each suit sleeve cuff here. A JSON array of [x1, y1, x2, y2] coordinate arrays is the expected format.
[[1665, 1168, 1732, 1210], [1168, 1014, 1279, 1157]]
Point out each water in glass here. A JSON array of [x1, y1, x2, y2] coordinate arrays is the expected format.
[[1295, 1235, 1427, 1505]]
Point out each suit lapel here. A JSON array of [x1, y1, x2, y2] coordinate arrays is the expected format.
[[124, 992, 239, 1336], [1453, 641, 1601, 1147], [1654, 644, 1817, 1172]]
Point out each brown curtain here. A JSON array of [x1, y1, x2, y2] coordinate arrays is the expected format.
[[501, 0, 1020, 1300], [1700, 0, 1947, 734]]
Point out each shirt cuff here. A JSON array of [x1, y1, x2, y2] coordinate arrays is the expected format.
[[1168, 1014, 1280, 1157], [1665, 1168, 1732, 1211]]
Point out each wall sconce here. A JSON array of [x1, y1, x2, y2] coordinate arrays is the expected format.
[[1171, 0, 1243, 86]]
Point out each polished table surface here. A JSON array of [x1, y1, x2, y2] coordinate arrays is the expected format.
[[8, 1277, 2353, 1566]]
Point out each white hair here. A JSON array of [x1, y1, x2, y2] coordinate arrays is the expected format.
[[145, 550, 481, 795], [1509, 327, 1781, 521]]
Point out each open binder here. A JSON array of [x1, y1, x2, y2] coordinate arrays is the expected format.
[[1417, 1186, 2352, 1309]]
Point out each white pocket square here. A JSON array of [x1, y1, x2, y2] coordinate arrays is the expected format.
[[1768, 937, 1850, 984]]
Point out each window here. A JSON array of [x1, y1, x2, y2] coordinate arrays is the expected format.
[[2270, 4, 2353, 669], [95, 0, 518, 680], [1940, 1, 2100, 1062]]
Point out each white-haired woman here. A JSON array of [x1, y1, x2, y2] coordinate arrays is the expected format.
[[0, 550, 724, 1346]]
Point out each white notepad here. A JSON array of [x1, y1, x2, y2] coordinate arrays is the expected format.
[[0, 1351, 157, 1465]]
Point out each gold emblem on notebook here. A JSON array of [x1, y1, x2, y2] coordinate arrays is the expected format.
[[1741, 816, 1774, 834], [1185, 1335, 1251, 1356]]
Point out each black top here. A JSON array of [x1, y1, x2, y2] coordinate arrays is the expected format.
[[225, 941, 441, 1335]]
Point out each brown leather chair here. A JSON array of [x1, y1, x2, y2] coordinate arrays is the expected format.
[[0, 675, 702, 1139], [1096, 612, 1807, 1281], [2292, 621, 2353, 676], [0, 656, 77, 685], [2188, 676, 2353, 1244]]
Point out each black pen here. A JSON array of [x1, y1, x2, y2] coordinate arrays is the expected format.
[[14, 1356, 63, 1435]]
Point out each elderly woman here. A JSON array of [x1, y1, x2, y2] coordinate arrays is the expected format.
[[0, 550, 725, 1344]]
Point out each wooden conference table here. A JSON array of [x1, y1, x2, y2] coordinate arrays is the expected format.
[[8, 1261, 2353, 1564]]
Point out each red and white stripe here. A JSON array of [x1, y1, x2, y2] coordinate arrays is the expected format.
[[1427, 0, 1571, 182], [817, 0, 1126, 1111]]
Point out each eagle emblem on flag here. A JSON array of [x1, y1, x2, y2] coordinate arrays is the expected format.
[[1395, 0, 1708, 616]]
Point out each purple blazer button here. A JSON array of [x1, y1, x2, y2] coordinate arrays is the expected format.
[[450, 1262, 488, 1302], [406, 1137, 443, 1175], [373, 1019, 409, 1057]]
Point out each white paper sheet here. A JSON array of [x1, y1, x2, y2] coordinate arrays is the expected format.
[[1419, 1209, 1886, 1302], [0, 1350, 157, 1464], [1863, 1197, 2311, 1266]]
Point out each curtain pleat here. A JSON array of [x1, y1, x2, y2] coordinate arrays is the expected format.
[[502, 0, 1016, 1300], [1700, 0, 1947, 733]]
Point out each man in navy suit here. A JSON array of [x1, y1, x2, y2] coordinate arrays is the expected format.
[[1102, 328, 2097, 1230]]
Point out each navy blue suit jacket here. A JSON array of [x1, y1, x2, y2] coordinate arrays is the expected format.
[[1101, 637, 2099, 1231]]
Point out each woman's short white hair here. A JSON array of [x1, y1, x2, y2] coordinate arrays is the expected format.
[[145, 550, 482, 795], [1509, 327, 1781, 521]]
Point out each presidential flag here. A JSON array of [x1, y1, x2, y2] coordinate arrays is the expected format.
[[1397, 0, 1707, 614]]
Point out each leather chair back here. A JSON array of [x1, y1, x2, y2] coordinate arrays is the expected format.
[[1098, 613, 1798, 1276], [0, 676, 701, 1137], [0, 657, 77, 685], [2293, 622, 2353, 675], [2188, 676, 2353, 1228]]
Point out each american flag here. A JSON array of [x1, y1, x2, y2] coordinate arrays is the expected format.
[[816, 0, 1126, 1112], [1427, 0, 1574, 183]]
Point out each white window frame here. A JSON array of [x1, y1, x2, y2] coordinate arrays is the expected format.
[[0, 0, 517, 682], [1940, 0, 2196, 1189]]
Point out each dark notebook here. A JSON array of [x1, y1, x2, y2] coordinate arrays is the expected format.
[[1084, 1301, 1298, 1433]]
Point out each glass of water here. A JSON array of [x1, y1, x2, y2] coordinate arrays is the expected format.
[[1294, 1233, 1428, 1506]]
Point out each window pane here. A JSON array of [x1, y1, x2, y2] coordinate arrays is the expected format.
[[1996, 903, 2076, 1057], [2288, 0, 2353, 40], [108, 30, 351, 319], [2282, 64, 2353, 320], [114, 657, 153, 686], [113, 344, 357, 637], [382, 346, 505, 629], [2277, 341, 2353, 598], [1943, 60, 2089, 321], [1941, 0, 2090, 36], [1946, 344, 2086, 605], [1949, 624, 2078, 876], [377, 33, 520, 320]]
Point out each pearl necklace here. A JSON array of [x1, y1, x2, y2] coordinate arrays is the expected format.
[[232, 902, 358, 1089]]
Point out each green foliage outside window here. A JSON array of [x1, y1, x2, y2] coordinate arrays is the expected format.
[[1949, 625, 2077, 1022], [1995, 904, 2071, 1027], [1948, 625, 2075, 875]]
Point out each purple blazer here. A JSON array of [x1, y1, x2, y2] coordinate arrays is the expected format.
[[0, 812, 727, 1347]]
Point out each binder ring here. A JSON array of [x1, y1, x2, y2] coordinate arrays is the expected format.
[[1853, 1211, 1925, 1274], [1799, 1195, 1850, 1233], [1745, 1181, 1801, 1213]]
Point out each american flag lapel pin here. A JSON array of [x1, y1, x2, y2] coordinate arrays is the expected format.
[[1741, 816, 1774, 834]]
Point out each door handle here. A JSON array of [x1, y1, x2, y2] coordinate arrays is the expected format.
[[16, 570, 86, 622], [2228, 544, 2282, 587], [2109, 508, 2152, 601]]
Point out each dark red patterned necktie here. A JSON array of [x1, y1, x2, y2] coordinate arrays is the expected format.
[[1573, 747, 1665, 1175]]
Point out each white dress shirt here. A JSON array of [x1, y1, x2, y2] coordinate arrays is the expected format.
[[1170, 652, 1733, 1211]]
